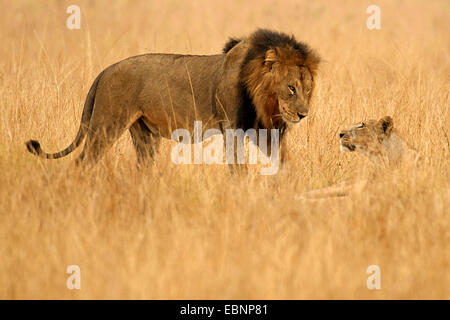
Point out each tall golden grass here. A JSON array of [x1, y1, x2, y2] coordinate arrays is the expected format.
[[0, 0, 448, 299]]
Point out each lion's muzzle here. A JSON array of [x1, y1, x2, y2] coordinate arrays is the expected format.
[[279, 104, 307, 124]]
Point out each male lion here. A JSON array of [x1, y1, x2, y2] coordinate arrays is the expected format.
[[26, 29, 320, 166]]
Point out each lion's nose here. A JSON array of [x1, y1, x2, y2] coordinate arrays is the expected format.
[[339, 132, 344, 138], [297, 113, 306, 120]]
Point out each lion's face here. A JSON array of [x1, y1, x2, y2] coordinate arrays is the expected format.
[[240, 33, 320, 129], [275, 65, 313, 123], [339, 116, 394, 155], [259, 47, 317, 126]]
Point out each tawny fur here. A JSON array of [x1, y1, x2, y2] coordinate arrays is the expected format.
[[299, 116, 420, 200], [339, 116, 420, 167], [25, 29, 320, 165]]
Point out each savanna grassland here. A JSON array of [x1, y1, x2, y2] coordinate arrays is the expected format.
[[0, 0, 448, 299]]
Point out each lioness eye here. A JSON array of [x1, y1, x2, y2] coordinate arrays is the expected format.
[[288, 85, 296, 94]]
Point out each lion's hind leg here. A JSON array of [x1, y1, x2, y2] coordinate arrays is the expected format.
[[76, 109, 142, 165], [129, 117, 161, 166]]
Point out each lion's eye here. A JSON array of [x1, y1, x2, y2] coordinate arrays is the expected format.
[[288, 85, 296, 95]]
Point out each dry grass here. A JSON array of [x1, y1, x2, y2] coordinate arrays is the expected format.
[[0, 0, 449, 299]]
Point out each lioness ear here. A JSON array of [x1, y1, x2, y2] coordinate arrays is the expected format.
[[264, 49, 278, 70], [378, 116, 393, 135]]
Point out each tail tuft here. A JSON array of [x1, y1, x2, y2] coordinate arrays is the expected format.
[[26, 140, 42, 156]]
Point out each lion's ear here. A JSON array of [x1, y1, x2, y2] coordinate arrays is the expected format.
[[378, 116, 393, 136], [264, 49, 278, 69]]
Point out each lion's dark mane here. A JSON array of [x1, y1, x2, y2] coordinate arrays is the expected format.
[[223, 29, 314, 61], [222, 29, 319, 133]]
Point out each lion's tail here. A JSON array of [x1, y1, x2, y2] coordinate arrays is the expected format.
[[25, 71, 104, 159]]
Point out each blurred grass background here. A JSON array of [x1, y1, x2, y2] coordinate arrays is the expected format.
[[0, 0, 448, 299]]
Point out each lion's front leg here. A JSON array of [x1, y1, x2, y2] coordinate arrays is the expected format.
[[224, 137, 248, 174], [256, 128, 283, 175], [296, 180, 368, 200], [279, 135, 288, 167]]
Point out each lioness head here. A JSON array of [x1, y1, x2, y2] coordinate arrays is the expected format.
[[339, 116, 394, 156], [228, 29, 320, 128]]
